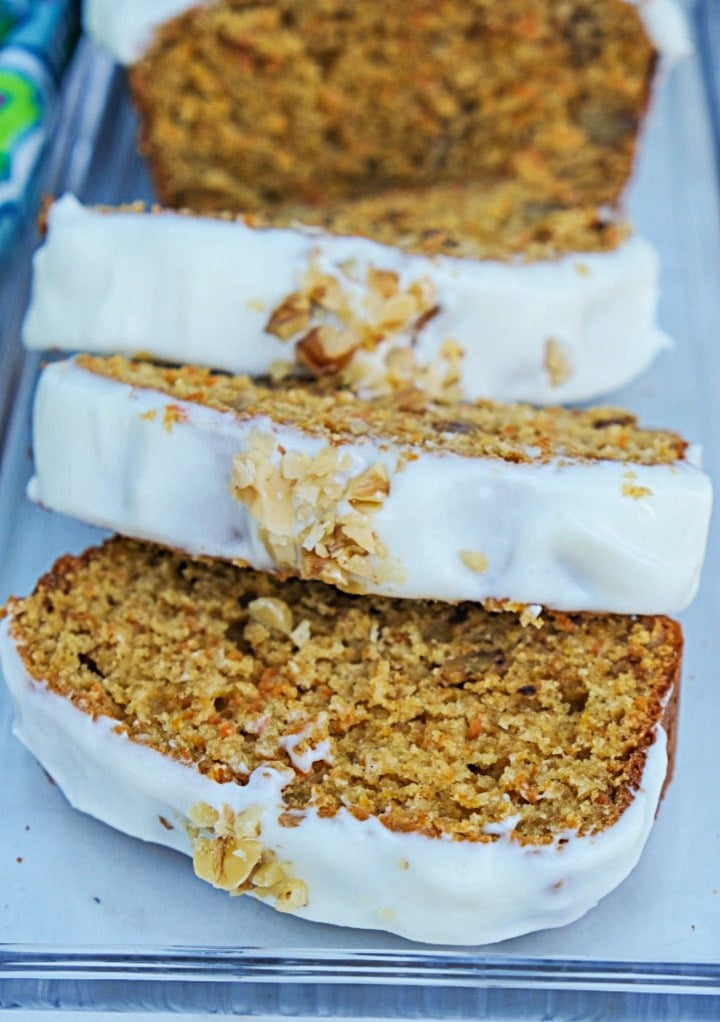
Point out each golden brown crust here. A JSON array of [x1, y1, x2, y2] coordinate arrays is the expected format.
[[87, 186, 631, 263], [76, 353, 688, 467], [251, 183, 631, 262], [7, 537, 681, 845], [658, 651, 682, 804], [129, 0, 656, 217]]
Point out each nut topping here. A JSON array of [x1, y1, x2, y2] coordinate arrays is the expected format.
[[188, 802, 309, 912]]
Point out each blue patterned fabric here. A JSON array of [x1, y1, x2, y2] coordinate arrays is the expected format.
[[0, 0, 78, 262]]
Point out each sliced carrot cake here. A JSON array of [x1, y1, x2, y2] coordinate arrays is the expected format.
[[0, 537, 682, 945], [84, 0, 689, 212], [28, 355, 712, 613], [24, 193, 669, 404]]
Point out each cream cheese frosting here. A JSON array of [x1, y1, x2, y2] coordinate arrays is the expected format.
[[83, 0, 691, 68], [626, 0, 693, 66], [28, 358, 712, 614], [23, 194, 670, 406], [0, 613, 670, 946]]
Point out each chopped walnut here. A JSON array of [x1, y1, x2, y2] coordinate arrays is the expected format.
[[232, 804, 263, 839], [188, 802, 309, 912], [544, 338, 573, 387], [264, 258, 439, 394], [385, 347, 415, 376], [269, 359, 293, 382], [187, 802, 219, 828], [252, 859, 291, 888], [459, 550, 489, 573], [265, 291, 311, 340], [483, 598, 544, 629], [296, 324, 359, 374], [255, 877, 309, 913], [248, 596, 294, 634], [307, 272, 346, 313], [355, 333, 462, 404], [376, 292, 421, 331], [345, 463, 390, 506], [231, 430, 403, 593], [290, 618, 312, 648], [193, 834, 264, 890], [367, 267, 400, 299], [622, 471, 652, 499]]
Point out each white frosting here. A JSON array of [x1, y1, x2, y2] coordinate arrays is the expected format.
[[279, 734, 332, 774], [0, 613, 670, 946], [83, 0, 690, 68], [23, 194, 670, 406], [28, 358, 712, 614], [278, 714, 333, 774], [627, 0, 693, 67], [83, 0, 198, 65]]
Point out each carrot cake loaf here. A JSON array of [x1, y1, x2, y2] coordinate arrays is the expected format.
[[23, 193, 670, 404], [83, 0, 689, 214], [0, 537, 682, 945], [29, 356, 712, 613]]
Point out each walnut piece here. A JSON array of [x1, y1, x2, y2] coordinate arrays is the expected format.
[[248, 596, 294, 634], [265, 292, 311, 340], [187, 802, 219, 828], [622, 470, 652, 500], [231, 430, 403, 593], [459, 550, 489, 573], [263, 259, 442, 395], [483, 598, 544, 629], [188, 802, 309, 913], [193, 835, 264, 890], [345, 463, 390, 507], [296, 325, 359, 374], [544, 338, 573, 387]]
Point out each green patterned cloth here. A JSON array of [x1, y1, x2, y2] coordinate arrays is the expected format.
[[0, 0, 79, 260], [0, 3, 32, 45]]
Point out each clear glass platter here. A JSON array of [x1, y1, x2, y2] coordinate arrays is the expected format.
[[1, 5, 719, 1014]]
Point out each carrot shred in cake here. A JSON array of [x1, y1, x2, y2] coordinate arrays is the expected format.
[[77, 354, 687, 467], [7, 538, 681, 845], [130, 0, 656, 215]]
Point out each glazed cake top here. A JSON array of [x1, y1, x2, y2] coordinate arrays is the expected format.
[[76, 355, 686, 468]]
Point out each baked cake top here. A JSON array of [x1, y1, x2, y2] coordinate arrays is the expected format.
[[76, 355, 686, 468]]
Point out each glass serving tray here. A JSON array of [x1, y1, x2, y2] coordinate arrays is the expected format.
[[0, 5, 719, 1015]]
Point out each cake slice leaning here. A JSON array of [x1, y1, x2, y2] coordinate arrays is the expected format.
[[85, 0, 689, 210], [23, 193, 670, 405], [29, 355, 712, 614], [0, 537, 682, 945]]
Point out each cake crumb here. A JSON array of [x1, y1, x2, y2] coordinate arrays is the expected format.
[[622, 471, 652, 499], [163, 404, 188, 432], [544, 338, 573, 387]]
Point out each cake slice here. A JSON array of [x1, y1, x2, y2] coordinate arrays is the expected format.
[[29, 355, 712, 613], [23, 193, 669, 404], [84, 0, 689, 212], [1, 537, 682, 945]]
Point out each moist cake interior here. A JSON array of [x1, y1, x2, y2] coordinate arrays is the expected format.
[[131, 0, 656, 214], [6, 538, 681, 846]]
